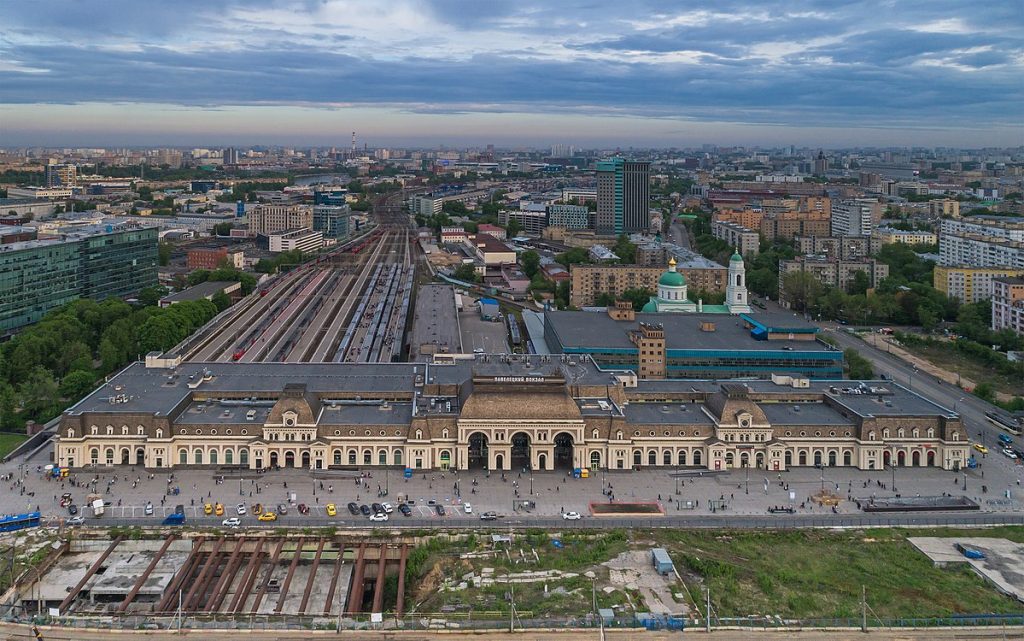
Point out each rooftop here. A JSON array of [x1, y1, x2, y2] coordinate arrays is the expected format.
[[160, 281, 240, 304]]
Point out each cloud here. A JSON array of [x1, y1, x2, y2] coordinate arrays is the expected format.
[[0, 0, 1021, 142]]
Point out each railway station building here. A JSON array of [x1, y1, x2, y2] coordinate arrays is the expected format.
[[55, 355, 970, 474]]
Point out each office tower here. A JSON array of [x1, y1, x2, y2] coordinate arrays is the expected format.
[[44, 160, 76, 187], [813, 150, 829, 175], [830, 199, 882, 237], [595, 158, 650, 235]]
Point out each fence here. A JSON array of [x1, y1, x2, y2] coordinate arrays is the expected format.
[[8, 611, 1024, 633]]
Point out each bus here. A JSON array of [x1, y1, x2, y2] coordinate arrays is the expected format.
[[0, 512, 41, 533], [986, 410, 1023, 436]]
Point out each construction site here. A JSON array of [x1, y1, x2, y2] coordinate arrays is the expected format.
[[5, 533, 412, 623]]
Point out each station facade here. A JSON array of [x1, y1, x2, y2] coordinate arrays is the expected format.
[[54, 356, 971, 474]]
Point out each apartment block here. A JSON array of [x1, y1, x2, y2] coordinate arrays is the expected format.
[[831, 199, 883, 237], [760, 211, 831, 241], [873, 228, 937, 246], [711, 220, 760, 256], [712, 209, 765, 230], [268, 228, 323, 253], [928, 199, 960, 218], [795, 235, 881, 261], [991, 277, 1024, 336], [248, 204, 313, 235], [546, 204, 590, 230], [933, 265, 1024, 303], [570, 263, 727, 307], [778, 257, 889, 302]]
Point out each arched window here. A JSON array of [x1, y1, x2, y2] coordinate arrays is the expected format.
[[648, 450, 657, 466], [179, 450, 187, 464], [415, 430, 423, 440], [678, 450, 687, 465], [912, 428, 919, 438], [927, 428, 935, 438], [333, 450, 342, 465], [67, 428, 75, 438], [897, 428, 905, 438], [633, 450, 642, 466], [952, 432, 960, 441], [106, 425, 113, 436], [592, 429, 599, 439], [105, 448, 114, 465], [442, 429, 449, 439], [663, 450, 672, 465], [209, 450, 218, 465], [363, 450, 372, 464], [882, 429, 890, 439], [616, 430, 623, 440], [868, 431, 876, 441], [156, 429, 163, 439], [240, 449, 249, 465], [693, 450, 702, 466], [843, 451, 852, 466], [194, 449, 203, 464], [349, 450, 357, 465], [393, 449, 403, 466], [90, 448, 99, 465], [225, 450, 233, 465], [378, 450, 388, 465]]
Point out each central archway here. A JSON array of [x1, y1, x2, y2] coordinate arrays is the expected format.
[[285, 451, 295, 468], [554, 433, 574, 469], [468, 433, 489, 470], [511, 432, 531, 471]]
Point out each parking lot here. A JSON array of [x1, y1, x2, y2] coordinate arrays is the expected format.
[[458, 302, 510, 354]]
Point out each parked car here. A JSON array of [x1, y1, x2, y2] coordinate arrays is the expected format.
[[144, 502, 154, 516], [973, 443, 989, 454], [222, 517, 241, 528], [463, 503, 473, 514], [298, 503, 310, 515], [214, 503, 224, 516], [998, 434, 1014, 446], [236, 503, 247, 516], [347, 502, 360, 515], [257, 512, 277, 522], [360, 504, 372, 516], [434, 505, 446, 516], [66, 516, 85, 526], [562, 511, 582, 520], [398, 504, 412, 516], [203, 503, 213, 515], [381, 502, 393, 514], [276, 503, 288, 515], [372, 503, 384, 514], [67, 504, 78, 516], [325, 503, 337, 517], [1002, 448, 1019, 460], [369, 513, 388, 522], [479, 511, 498, 521]]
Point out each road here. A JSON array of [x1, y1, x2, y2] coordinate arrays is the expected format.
[[669, 216, 692, 249]]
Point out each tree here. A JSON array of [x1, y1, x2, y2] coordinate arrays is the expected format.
[[613, 234, 637, 264], [594, 293, 616, 306], [19, 366, 60, 421], [157, 242, 172, 266], [555, 281, 571, 309], [781, 272, 822, 313], [620, 288, 653, 312], [453, 263, 479, 283], [747, 268, 778, 299], [848, 270, 871, 296], [138, 285, 167, 308], [212, 222, 234, 236], [442, 200, 469, 215], [211, 291, 232, 312], [973, 382, 996, 403], [843, 349, 874, 380], [504, 218, 522, 238], [519, 250, 541, 278], [59, 370, 98, 401], [555, 247, 589, 268]]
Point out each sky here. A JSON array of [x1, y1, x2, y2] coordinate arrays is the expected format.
[[1, 0, 1022, 148]]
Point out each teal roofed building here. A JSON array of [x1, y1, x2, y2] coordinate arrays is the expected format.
[[642, 250, 751, 314]]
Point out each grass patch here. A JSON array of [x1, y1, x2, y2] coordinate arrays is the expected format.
[[655, 527, 1024, 619], [0, 432, 27, 459], [901, 341, 1021, 396]]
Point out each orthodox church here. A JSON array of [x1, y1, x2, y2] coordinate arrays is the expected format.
[[642, 250, 751, 314]]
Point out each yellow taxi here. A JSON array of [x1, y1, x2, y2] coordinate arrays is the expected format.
[[203, 503, 213, 515], [326, 503, 337, 517], [973, 443, 989, 454], [257, 512, 277, 522], [214, 503, 224, 516]]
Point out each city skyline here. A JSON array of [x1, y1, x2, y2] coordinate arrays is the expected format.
[[1, 1, 1023, 147]]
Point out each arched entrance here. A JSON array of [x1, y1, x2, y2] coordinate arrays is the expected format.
[[511, 433, 531, 471], [911, 451, 920, 466], [538, 453, 547, 469], [813, 451, 822, 467], [828, 451, 837, 467], [270, 452, 279, 468], [136, 448, 145, 466], [554, 433, 574, 469], [755, 452, 765, 469], [302, 451, 311, 468], [897, 451, 906, 467], [120, 449, 130, 465], [739, 452, 749, 468], [590, 451, 601, 468], [798, 451, 807, 466], [927, 450, 936, 466], [785, 451, 792, 467], [883, 450, 891, 467], [495, 454, 505, 470], [468, 433, 489, 470]]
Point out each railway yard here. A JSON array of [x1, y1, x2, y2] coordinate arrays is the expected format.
[[174, 224, 415, 365]]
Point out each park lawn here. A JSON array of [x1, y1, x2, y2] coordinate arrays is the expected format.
[[654, 527, 1024, 620], [901, 341, 1022, 397], [0, 432, 27, 459]]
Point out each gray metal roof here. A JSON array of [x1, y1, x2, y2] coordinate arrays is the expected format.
[[761, 403, 853, 426], [624, 403, 715, 425]]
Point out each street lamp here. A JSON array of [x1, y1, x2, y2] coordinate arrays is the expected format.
[[744, 464, 749, 495], [529, 475, 534, 496], [891, 449, 897, 493]]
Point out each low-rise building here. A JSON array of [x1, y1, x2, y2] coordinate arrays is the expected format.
[[760, 211, 831, 241], [0, 197, 57, 219], [874, 228, 937, 246], [186, 245, 244, 270], [268, 228, 323, 253], [473, 233, 516, 267], [569, 260, 727, 307], [795, 235, 881, 260], [158, 281, 241, 308]]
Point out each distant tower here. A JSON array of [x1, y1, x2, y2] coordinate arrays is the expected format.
[[726, 249, 751, 314], [351, 131, 356, 154]]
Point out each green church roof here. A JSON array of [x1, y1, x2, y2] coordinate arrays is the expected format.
[[658, 271, 685, 287], [730, 251, 743, 262]]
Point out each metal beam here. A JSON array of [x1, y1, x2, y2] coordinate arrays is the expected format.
[[182, 537, 225, 611], [58, 535, 124, 614], [322, 541, 345, 616], [155, 536, 205, 613], [228, 538, 264, 614], [205, 537, 245, 612], [273, 537, 305, 614], [346, 543, 367, 615], [371, 543, 388, 614], [249, 539, 285, 614], [298, 538, 325, 614], [396, 544, 409, 616], [116, 535, 176, 613]]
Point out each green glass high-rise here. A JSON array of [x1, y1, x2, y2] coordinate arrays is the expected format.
[[595, 158, 650, 235], [0, 224, 158, 334]]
